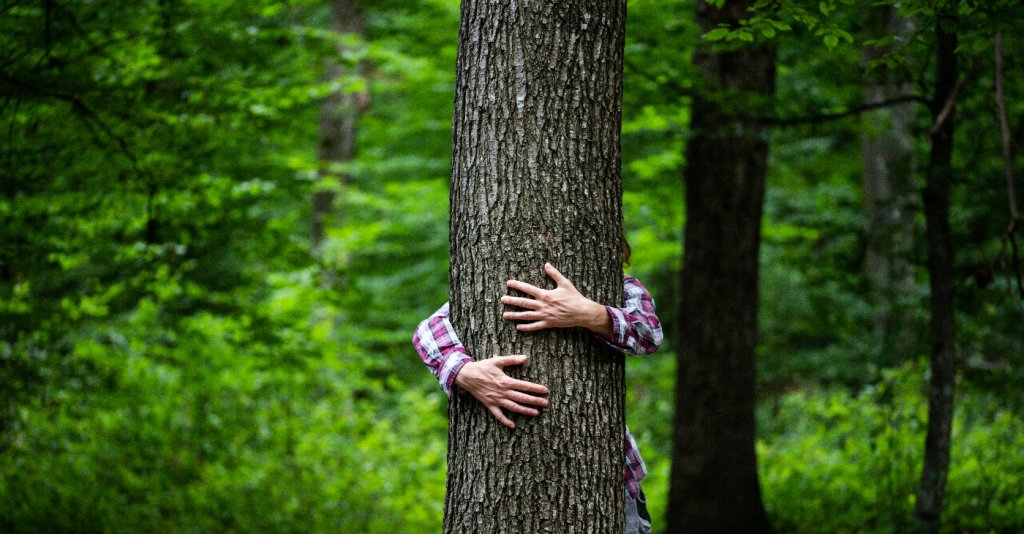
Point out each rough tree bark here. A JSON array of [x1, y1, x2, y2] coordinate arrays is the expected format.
[[311, 0, 364, 250], [861, 6, 918, 361], [445, 1, 628, 533], [913, 17, 958, 531], [667, 0, 775, 532]]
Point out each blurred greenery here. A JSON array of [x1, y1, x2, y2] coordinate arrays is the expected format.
[[2, 0, 1022, 532]]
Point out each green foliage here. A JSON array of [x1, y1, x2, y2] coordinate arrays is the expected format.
[[0, 279, 448, 532], [702, 0, 856, 50], [757, 362, 1024, 533], [2, 0, 1023, 531], [1, 0, 455, 531]]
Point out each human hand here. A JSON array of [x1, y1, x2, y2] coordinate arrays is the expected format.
[[501, 263, 611, 335], [454, 355, 549, 429]]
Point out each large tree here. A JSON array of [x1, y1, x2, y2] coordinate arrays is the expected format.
[[667, 0, 775, 531], [444, 0, 628, 532]]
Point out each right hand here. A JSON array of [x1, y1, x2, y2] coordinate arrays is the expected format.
[[454, 355, 550, 429]]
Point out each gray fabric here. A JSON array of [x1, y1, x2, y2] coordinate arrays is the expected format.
[[625, 489, 652, 534]]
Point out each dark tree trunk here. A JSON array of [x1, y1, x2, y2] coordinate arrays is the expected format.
[[445, 1, 628, 532], [861, 6, 918, 361], [667, 1, 774, 532], [311, 0, 364, 250], [913, 19, 958, 531]]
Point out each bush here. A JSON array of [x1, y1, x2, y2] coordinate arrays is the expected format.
[[757, 361, 1024, 533]]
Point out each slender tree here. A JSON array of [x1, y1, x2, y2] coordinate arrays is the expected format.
[[913, 12, 959, 530], [445, 1, 628, 532], [312, 0, 365, 250], [861, 6, 918, 361], [667, 0, 775, 531]]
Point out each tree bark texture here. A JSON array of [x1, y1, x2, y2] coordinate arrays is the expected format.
[[861, 6, 918, 362], [446, 1, 627, 533], [667, 1, 775, 532], [312, 0, 364, 250], [913, 20, 958, 530]]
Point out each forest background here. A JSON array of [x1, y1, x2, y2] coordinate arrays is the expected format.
[[1, 0, 1022, 532]]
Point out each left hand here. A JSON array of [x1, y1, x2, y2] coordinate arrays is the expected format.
[[501, 263, 610, 335]]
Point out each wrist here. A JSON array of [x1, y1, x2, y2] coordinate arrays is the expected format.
[[452, 358, 475, 390], [582, 300, 610, 333]]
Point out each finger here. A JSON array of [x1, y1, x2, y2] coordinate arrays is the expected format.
[[508, 378, 549, 395], [500, 295, 542, 310], [492, 354, 529, 367], [488, 406, 516, 429], [507, 279, 545, 298], [517, 321, 551, 332], [503, 311, 544, 321], [500, 399, 539, 417], [508, 390, 549, 407], [544, 262, 570, 286]]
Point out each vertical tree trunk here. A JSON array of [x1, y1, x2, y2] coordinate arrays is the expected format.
[[445, 1, 627, 532], [861, 7, 918, 361], [667, 1, 775, 532], [312, 0, 364, 250], [913, 18, 958, 531]]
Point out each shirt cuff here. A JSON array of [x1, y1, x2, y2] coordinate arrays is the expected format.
[[604, 305, 628, 347], [440, 349, 475, 397]]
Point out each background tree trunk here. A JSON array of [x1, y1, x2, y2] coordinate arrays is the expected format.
[[861, 6, 918, 362], [311, 0, 364, 250], [913, 18, 958, 531], [445, 1, 628, 532], [667, 0, 775, 532]]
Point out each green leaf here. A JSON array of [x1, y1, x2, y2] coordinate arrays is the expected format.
[[704, 27, 730, 41]]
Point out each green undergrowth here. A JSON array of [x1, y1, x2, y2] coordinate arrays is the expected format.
[[756, 361, 1024, 533]]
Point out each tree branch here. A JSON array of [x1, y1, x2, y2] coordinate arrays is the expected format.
[[995, 32, 1019, 222], [0, 72, 139, 170], [759, 94, 928, 127], [993, 31, 1023, 299], [928, 53, 982, 138]]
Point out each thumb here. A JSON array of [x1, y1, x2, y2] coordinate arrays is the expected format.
[[493, 354, 529, 368]]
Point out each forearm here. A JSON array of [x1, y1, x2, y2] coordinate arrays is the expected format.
[[580, 299, 614, 340], [412, 303, 475, 396], [599, 276, 664, 355]]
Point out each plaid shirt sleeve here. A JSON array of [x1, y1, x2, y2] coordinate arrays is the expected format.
[[411, 303, 475, 397], [601, 274, 663, 356], [624, 428, 647, 500]]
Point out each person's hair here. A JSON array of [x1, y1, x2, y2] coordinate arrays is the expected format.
[[622, 238, 632, 267]]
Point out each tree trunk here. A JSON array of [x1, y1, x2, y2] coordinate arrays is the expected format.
[[311, 0, 364, 250], [445, 1, 628, 533], [861, 7, 918, 362], [913, 18, 958, 531], [667, 1, 774, 532]]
